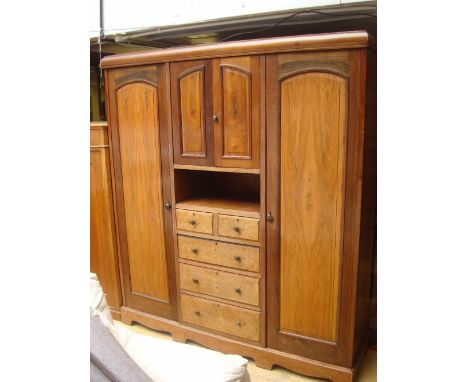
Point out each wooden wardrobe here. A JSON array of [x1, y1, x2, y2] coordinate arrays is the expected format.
[[95, 31, 376, 382], [90, 121, 122, 319]]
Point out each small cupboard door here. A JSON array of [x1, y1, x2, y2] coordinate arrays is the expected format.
[[212, 56, 260, 169], [106, 65, 177, 320], [266, 51, 363, 366], [171, 60, 214, 166]]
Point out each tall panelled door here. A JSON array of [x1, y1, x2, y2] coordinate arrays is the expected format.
[[266, 50, 364, 367], [106, 65, 178, 319]]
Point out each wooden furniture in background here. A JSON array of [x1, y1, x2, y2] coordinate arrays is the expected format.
[[90, 122, 122, 319], [98, 31, 376, 382]]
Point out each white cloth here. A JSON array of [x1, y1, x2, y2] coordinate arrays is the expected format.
[[90, 273, 250, 382], [90, 273, 114, 328]]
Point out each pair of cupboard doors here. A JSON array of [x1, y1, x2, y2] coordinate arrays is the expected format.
[[172, 57, 260, 169], [104, 41, 375, 370]]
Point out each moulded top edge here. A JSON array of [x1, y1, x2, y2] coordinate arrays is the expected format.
[[101, 31, 373, 69]]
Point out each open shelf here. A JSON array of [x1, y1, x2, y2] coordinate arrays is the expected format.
[[174, 169, 260, 218], [176, 196, 260, 218], [174, 164, 260, 175]]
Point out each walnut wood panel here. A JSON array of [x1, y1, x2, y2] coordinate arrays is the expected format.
[[101, 31, 371, 69], [218, 65, 251, 157], [176, 230, 262, 248], [179, 263, 260, 306], [217, 214, 259, 241], [213, 56, 260, 168], [177, 235, 260, 272], [171, 60, 214, 165], [176, 196, 260, 219], [179, 69, 205, 154], [176, 209, 213, 234], [180, 294, 260, 342], [266, 50, 370, 367], [106, 65, 177, 319], [90, 125, 122, 311], [116, 81, 169, 301], [279, 71, 346, 342], [173, 164, 260, 174]]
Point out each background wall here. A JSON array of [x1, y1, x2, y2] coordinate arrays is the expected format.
[[90, 0, 370, 37]]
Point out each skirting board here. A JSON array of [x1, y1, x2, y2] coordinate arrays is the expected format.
[[120, 306, 364, 382], [110, 308, 121, 321]]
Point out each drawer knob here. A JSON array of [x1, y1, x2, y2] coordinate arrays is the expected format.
[[164, 201, 171, 209], [235, 288, 241, 294], [234, 256, 241, 262], [233, 226, 241, 233], [189, 220, 197, 226], [191, 248, 199, 254], [192, 278, 199, 284], [194, 311, 201, 316], [237, 322, 242, 327], [212, 114, 218, 122]]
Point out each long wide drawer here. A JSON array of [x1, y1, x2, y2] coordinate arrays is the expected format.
[[180, 294, 260, 342], [179, 263, 259, 306], [177, 235, 260, 272], [176, 209, 213, 234], [217, 214, 259, 241]]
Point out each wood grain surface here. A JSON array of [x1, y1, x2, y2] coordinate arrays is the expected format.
[[101, 31, 371, 68], [213, 56, 260, 168], [279, 71, 346, 341], [116, 82, 170, 301], [177, 235, 260, 272], [90, 125, 122, 311], [179, 263, 260, 306], [180, 293, 260, 342], [217, 214, 259, 241], [171, 60, 214, 165], [176, 209, 214, 234]]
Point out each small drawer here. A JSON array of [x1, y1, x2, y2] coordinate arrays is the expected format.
[[217, 214, 259, 241], [179, 263, 259, 306], [180, 294, 260, 342], [178, 236, 260, 272], [176, 209, 213, 235]]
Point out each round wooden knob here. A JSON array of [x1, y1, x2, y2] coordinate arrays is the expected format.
[[233, 226, 241, 233], [235, 288, 241, 294], [189, 220, 197, 226], [234, 256, 241, 262], [191, 248, 199, 254], [192, 278, 199, 284]]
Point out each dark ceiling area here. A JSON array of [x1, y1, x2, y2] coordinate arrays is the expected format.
[[90, 2, 376, 64]]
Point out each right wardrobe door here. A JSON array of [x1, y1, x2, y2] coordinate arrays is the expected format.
[[265, 50, 364, 367]]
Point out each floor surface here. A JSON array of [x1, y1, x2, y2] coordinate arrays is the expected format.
[[116, 321, 377, 382]]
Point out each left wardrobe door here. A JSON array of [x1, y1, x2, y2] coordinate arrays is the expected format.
[[106, 65, 177, 319]]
